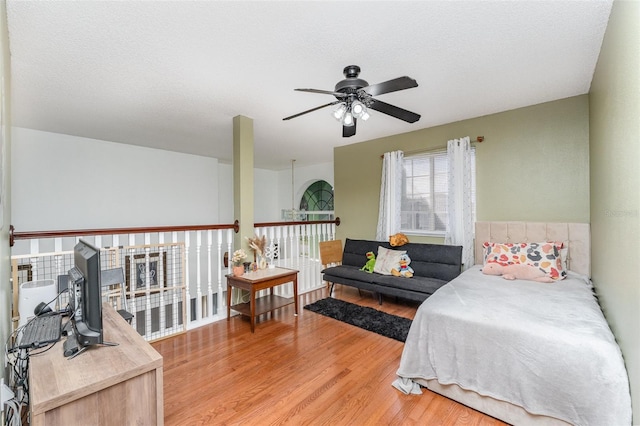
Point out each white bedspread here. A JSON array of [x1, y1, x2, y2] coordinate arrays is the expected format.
[[394, 266, 631, 426]]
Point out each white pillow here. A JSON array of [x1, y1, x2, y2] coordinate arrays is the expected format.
[[373, 246, 406, 275]]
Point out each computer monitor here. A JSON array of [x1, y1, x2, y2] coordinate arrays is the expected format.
[[68, 239, 103, 348]]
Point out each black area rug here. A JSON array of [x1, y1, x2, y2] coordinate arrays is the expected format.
[[303, 298, 412, 342]]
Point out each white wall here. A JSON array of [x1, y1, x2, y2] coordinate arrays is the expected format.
[[254, 168, 280, 223], [222, 160, 334, 223], [11, 128, 221, 230], [11, 128, 332, 232], [217, 163, 234, 224], [277, 161, 334, 213], [217, 163, 286, 224]]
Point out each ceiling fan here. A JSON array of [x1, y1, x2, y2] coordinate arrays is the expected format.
[[283, 65, 421, 137]]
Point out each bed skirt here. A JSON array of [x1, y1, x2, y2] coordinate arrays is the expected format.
[[420, 379, 572, 426]]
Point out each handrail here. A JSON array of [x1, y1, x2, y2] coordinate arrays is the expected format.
[[9, 218, 340, 247], [255, 217, 340, 228], [9, 221, 240, 246]]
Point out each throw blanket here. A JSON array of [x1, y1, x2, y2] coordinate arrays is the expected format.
[[394, 266, 631, 426]]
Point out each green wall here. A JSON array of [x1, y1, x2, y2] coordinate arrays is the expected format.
[[589, 0, 639, 421], [335, 95, 590, 242]]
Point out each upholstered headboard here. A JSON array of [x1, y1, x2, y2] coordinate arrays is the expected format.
[[475, 222, 591, 277]]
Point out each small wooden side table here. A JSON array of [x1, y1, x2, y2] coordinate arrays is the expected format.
[[226, 267, 299, 332]]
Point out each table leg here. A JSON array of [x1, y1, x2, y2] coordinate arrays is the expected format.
[[250, 287, 256, 333], [293, 275, 299, 316], [226, 282, 231, 321]]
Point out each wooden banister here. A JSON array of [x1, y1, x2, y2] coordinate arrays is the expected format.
[[255, 217, 340, 228], [10, 220, 240, 246], [9, 218, 340, 246]]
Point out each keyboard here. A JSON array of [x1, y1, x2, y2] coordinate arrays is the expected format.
[[19, 313, 62, 349]]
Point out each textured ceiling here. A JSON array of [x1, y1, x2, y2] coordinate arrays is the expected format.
[[6, 1, 612, 170]]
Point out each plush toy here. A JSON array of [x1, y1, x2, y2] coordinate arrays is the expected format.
[[391, 253, 414, 278], [361, 251, 376, 273], [481, 262, 554, 283], [389, 233, 409, 247]]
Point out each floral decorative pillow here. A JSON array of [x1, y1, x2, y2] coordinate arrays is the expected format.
[[374, 246, 406, 275], [482, 241, 566, 280]]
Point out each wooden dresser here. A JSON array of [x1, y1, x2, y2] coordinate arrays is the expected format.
[[29, 304, 164, 425]]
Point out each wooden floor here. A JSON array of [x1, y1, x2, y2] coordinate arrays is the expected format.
[[152, 286, 508, 426]]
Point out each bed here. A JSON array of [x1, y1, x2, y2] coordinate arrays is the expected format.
[[393, 222, 632, 426]]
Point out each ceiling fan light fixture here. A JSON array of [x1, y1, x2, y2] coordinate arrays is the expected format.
[[351, 101, 366, 117], [333, 104, 347, 121], [342, 111, 354, 127]]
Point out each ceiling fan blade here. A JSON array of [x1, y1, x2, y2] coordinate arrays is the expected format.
[[343, 119, 357, 137], [368, 99, 421, 123], [283, 101, 341, 121], [362, 76, 418, 96], [295, 88, 347, 98]]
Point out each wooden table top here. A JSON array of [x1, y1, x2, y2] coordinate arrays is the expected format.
[[226, 267, 298, 283], [29, 304, 163, 416]]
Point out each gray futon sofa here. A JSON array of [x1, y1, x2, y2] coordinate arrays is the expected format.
[[322, 238, 463, 304]]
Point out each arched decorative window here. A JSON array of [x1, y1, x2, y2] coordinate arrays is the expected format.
[[299, 180, 334, 221]]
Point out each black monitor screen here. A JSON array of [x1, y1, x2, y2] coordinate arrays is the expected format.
[[70, 239, 103, 347]]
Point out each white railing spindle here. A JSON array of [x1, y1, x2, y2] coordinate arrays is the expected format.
[[184, 232, 191, 328], [195, 231, 202, 322]]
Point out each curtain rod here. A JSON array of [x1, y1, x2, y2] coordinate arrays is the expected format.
[[380, 136, 484, 159]]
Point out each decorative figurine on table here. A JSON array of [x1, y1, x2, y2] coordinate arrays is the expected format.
[[264, 243, 277, 269], [246, 234, 268, 269]]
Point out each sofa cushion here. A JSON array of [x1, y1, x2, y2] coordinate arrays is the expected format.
[[342, 239, 385, 268], [322, 265, 380, 284], [373, 274, 447, 295]]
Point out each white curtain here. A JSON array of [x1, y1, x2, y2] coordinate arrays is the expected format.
[[445, 137, 474, 269], [376, 150, 404, 241]]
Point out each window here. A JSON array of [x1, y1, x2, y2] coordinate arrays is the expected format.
[[299, 180, 334, 221], [400, 149, 476, 235]]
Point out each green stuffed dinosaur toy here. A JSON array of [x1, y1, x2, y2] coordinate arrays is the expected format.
[[361, 251, 376, 273]]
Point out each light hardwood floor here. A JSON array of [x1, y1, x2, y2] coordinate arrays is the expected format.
[[152, 285, 508, 426]]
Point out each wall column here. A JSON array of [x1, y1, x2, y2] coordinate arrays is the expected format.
[[233, 115, 254, 252]]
